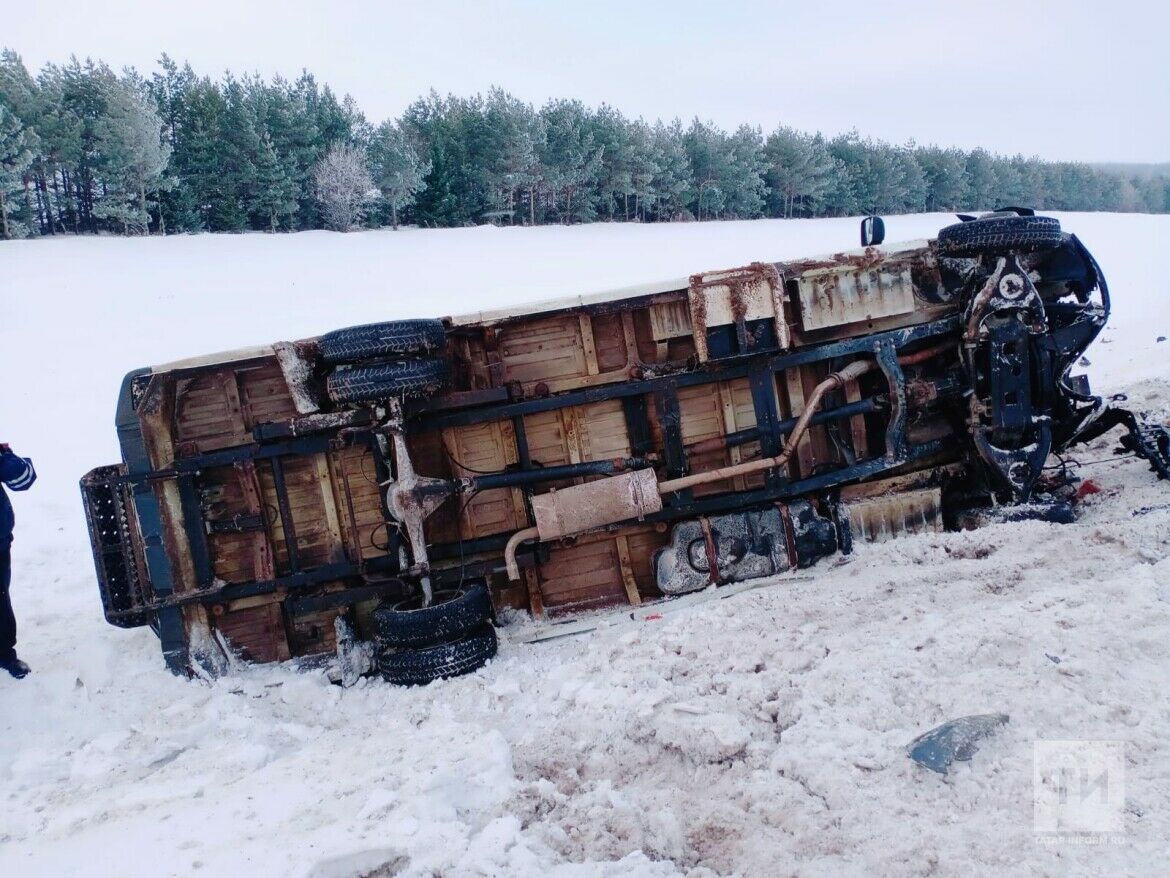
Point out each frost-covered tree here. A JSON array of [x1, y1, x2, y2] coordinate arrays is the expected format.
[[683, 119, 727, 220], [918, 146, 968, 211], [625, 119, 658, 221], [896, 148, 928, 213], [369, 120, 429, 229], [313, 141, 374, 231], [0, 103, 33, 238], [649, 120, 691, 220], [723, 124, 768, 219], [92, 77, 171, 234], [964, 148, 1000, 210]]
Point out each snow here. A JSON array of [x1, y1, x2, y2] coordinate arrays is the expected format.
[[1, 213, 1169, 877]]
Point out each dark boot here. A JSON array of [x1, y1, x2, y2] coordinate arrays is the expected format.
[[0, 654, 29, 679]]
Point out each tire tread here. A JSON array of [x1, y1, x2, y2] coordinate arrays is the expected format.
[[319, 320, 446, 365], [326, 358, 449, 404], [377, 625, 498, 685], [937, 215, 1063, 256]]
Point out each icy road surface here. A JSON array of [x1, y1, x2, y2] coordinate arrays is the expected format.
[[1, 213, 1168, 876]]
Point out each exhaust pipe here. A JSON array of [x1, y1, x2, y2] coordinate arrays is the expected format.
[[503, 345, 951, 580]]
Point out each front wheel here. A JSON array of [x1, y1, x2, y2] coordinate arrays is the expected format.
[[937, 214, 1063, 257]]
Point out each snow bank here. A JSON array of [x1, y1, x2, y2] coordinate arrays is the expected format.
[[0, 214, 1168, 876]]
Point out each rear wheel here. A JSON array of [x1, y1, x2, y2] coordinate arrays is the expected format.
[[318, 319, 446, 365], [326, 357, 449, 404], [371, 583, 493, 649], [937, 214, 1063, 257], [377, 625, 498, 685]]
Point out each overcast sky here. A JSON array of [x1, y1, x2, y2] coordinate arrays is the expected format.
[[4, 0, 1167, 162]]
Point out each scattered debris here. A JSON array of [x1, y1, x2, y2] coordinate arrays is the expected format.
[[1075, 479, 1102, 500], [907, 713, 1009, 774], [1133, 503, 1170, 517], [331, 617, 374, 688]]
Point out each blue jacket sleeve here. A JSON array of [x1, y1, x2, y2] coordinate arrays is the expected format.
[[0, 451, 36, 491]]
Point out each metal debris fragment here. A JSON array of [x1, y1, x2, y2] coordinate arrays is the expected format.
[[907, 713, 1009, 775]]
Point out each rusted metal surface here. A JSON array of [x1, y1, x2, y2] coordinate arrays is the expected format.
[[507, 343, 952, 582], [688, 262, 789, 362], [796, 262, 916, 331], [661, 359, 877, 494], [531, 468, 663, 541]]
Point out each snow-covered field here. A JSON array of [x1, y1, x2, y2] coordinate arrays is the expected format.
[[1, 213, 1168, 877]]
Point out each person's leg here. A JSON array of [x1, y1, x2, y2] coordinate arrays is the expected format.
[[0, 548, 16, 663]]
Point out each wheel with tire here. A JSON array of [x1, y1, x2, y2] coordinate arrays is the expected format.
[[326, 357, 449, 404], [377, 625, 498, 686], [318, 320, 447, 365], [372, 583, 493, 649], [937, 214, 1063, 257]]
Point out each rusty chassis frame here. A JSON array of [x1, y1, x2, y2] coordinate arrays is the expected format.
[[404, 317, 963, 583], [86, 312, 956, 672]]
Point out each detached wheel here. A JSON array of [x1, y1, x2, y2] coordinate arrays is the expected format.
[[326, 357, 449, 404], [372, 583, 493, 649], [937, 214, 1063, 257], [378, 625, 498, 686], [319, 319, 447, 365]]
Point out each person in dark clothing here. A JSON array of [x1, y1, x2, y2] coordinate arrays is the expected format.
[[1, 443, 36, 679]]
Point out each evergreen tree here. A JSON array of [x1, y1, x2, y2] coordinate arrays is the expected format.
[[896, 148, 927, 213], [0, 50, 44, 235], [250, 129, 297, 231], [369, 120, 429, 229], [864, 144, 905, 214], [212, 77, 262, 230], [918, 146, 968, 211], [0, 103, 33, 237], [683, 119, 727, 220], [722, 124, 768, 219], [91, 76, 171, 234], [478, 88, 541, 224], [539, 99, 601, 224], [2, 48, 1165, 236], [148, 55, 200, 232], [765, 127, 833, 218], [649, 120, 690, 220], [964, 148, 1000, 210], [626, 119, 659, 221], [402, 91, 481, 226], [591, 104, 634, 220]]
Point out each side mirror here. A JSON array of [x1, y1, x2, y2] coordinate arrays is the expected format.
[[861, 215, 885, 247]]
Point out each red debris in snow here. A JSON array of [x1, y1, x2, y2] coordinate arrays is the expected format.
[[1076, 479, 1102, 499]]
